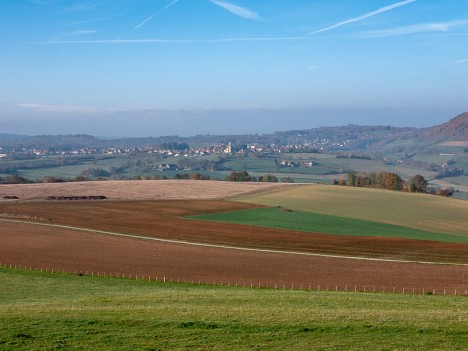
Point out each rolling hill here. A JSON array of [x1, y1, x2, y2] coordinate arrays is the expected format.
[[1, 112, 467, 150], [420, 112, 468, 142]]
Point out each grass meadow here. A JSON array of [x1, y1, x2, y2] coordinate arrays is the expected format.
[[7, 152, 466, 195], [191, 207, 468, 244], [1, 268, 467, 351], [234, 184, 468, 238]]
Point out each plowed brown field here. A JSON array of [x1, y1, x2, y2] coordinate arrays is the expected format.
[[2, 200, 468, 263], [1, 220, 467, 293], [1, 199, 468, 293]]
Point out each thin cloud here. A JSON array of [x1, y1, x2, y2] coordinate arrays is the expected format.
[[65, 17, 110, 26], [62, 30, 96, 37], [444, 33, 468, 36], [40, 36, 306, 44], [209, 0, 262, 21], [360, 20, 468, 38], [65, 2, 100, 12], [310, 0, 417, 35], [135, 0, 180, 30], [19, 103, 115, 114], [440, 59, 468, 67]]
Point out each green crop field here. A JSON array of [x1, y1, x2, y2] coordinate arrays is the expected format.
[[6, 149, 455, 186], [19, 164, 99, 181], [221, 157, 277, 173], [1, 268, 467, 351], [14, 157, 128, 181], [219, 154, 417, 177], [191, 207, 468, 244], [234, 184, 468, 238]]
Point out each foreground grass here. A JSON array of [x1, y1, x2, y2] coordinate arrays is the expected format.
[[190, 207, 468, 244], [235, 184, 468, 238], [0, 268, 467, 350]]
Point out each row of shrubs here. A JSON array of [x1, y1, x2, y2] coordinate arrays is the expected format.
[[46, 195, 107, 200], [1, 172, 293, 184], [224, 171, 295, 183]]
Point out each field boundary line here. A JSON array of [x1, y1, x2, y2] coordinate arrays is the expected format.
[[226, 183, 303, 201], [1, 218, 467, 267]]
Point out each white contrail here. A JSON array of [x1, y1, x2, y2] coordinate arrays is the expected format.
[[40, 36, 306, 44], [440, 58, 468, 67], [134, 11, 162, 29], [134, 0, 180, 30], [208, 0, 261, 21], [360, 20, 468, 38], [62, 30, 96, 37], [310, 0, 417, 35], [164, 0, 180, 9]]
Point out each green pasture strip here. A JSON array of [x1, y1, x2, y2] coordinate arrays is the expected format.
[[0, 268, 467, 351], [190, 207, 468, 244], [234, 184, 468, 238]]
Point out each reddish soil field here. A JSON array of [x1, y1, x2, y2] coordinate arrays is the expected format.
[[1, 200, 467, 293], [1, 200, 468, 264], [1, 220, 467, 294]]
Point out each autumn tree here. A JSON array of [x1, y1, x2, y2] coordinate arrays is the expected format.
[[258, 174, 278, 182], [347, 171, 403, 190], [4, 174, 33, 184], [347, 173, 356, 186], [225, 171, 253, 182], [407, 174, 428, 193]]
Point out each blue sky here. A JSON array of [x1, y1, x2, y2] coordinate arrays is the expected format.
[[1, 0, 467, 137]]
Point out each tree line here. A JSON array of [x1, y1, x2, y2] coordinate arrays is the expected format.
[[0, 170, 288, 184], [224, 171, 294, 183], [335, 171, 454, 196]]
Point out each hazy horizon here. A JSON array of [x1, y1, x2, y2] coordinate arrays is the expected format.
[[1, 0, 467, 137], [0, 107, 464, 138]]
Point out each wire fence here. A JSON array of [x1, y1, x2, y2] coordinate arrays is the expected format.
[[1, 262, 467, 296]]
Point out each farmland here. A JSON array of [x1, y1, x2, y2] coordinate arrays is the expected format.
[[2, 144, 467, 202], [191, 207, 468, 244], [0, 179, 288, 201], [1, 180, 467, 349], [2, 218, 468, 292], [2, 114, 467, 202], [235, 184, 468, 238], [1, 196, 468, 264]]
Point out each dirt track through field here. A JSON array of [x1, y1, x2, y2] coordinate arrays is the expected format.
[[1, 221, 467, 293]]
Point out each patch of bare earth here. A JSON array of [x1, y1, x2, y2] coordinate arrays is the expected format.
[[0, 179, 290, 201], [1, 221, 467, 294], [2, 199, 467, 293], [1, 200, 467, 264], [440, 141, 468, 147]]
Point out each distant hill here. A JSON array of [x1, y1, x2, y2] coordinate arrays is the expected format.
[[0, 133, 25, 140], [419, 112, 468, 142], [0, 134, 183, 149], [1, 112, 467, 151]]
